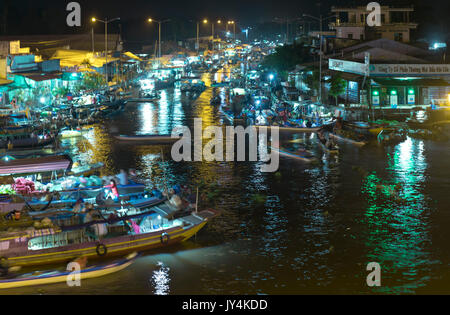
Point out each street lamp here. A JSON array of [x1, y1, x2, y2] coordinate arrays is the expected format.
[[91, 16, 120, 85], [148, 18, 171, 67], [227, 21, 235, 41], [196, 19, 208, 53], [303, 13, 335, 105]]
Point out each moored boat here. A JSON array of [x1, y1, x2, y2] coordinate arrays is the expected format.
[[0, 208, 219, 267], [255, 125, 320, 133], [114, 134, 181, 144], [0, 252, 138, 289]]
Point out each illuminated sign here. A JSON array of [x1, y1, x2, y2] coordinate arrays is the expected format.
[[370, 64, 450, 76], [329, 59, 368, 75]]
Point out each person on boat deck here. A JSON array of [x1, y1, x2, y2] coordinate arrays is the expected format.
[[104, 179, 119, 202], [117, 169, 128, 186], [73, 198, 85, 213], [167, 188, 182, 210]]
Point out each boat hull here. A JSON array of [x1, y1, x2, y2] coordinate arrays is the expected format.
[[1, 215, 209, 267], [0, 255, 135, 289], [114, 135, 181, 144]]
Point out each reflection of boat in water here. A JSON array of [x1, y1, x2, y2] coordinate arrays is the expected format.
[[0, 207, 219, 267], [270, 145, 317, 163], [114, 134, 181, 144], [0, 252, 138, 289]]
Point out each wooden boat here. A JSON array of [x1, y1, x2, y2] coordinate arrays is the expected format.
[[26, 190, 161, 214], [114, 134, 181, 144], [255, 125, 320, 133], [329, 132, 367, 147], [0, 135, 54, 149], [0, 148, 66, 160], [211, 82, 229, 87], [377, 129, 407, 145], [345, 121, 384, 136], [270, 146, 317, 163], [0, 252, 137, 289], [0, 208, 219, 267], [406, 119, 450, 130], [127, 97, 159, 102], [317, 132, 339, 154], [0, 155, 72, 175]]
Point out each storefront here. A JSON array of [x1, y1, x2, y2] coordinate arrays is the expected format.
[[328, 58, 450, 107]]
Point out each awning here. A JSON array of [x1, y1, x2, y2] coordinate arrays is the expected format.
[[20, 72, 62, 82], [372, 78, 450, 87], [0, 79, 13, 86], [0, 75, 30, 92], [0, 154, 72, 175], [123, 51, 143, 62], [51, 49, 119, 68]]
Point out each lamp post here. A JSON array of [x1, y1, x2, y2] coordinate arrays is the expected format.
[[302, 13, 335, 105], [227, 21, 235, 41], [196, 19, 208, 53], [148, 18, 171, 68], [91, 17, 120, 85]]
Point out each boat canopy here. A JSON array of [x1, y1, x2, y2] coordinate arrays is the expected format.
[[0, 154, 73, 175]]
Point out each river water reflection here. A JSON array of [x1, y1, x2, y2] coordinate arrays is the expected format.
[[9, 76, 450, 295]]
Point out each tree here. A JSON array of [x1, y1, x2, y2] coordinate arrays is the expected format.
[[328, 74, 347, 106], [304, 69, 320, 96], [261, 43, 313, 79], [80, 72, 105, 91]]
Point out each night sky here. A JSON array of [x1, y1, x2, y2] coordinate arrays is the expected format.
[[1, 0, 449, 44]]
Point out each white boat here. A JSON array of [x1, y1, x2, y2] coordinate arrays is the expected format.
[[114, 134, 181, 144]]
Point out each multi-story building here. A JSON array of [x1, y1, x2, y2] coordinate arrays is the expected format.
[[329, 6, 418, 43]]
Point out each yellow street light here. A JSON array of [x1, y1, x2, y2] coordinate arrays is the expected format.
[[91, 17, 96, 22], [217, 20, 221, 24], [203, 19, 208, 24], [148, 18, 153, 22]]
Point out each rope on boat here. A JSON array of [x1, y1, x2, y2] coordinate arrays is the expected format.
[[24, 194, 54, 213]]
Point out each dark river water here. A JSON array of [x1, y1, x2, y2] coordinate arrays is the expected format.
[[8, 72, 450, 295]]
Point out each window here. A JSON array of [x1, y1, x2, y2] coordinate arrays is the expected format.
[[394, 32, 403, 42], [348, 33, 353, 39]]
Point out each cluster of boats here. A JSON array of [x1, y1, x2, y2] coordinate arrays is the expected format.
[[0, 93, 220, 289]]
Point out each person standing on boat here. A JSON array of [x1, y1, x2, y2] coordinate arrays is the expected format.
[[117, 169, 128, 186]]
